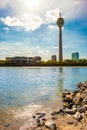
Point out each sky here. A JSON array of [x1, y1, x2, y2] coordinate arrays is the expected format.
[[0, 0, 87, 60]]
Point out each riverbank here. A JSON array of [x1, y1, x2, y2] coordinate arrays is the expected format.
[[0, 80, 87, 130], [0, 64, 87, 67], [22, 81, 87, 130], [28, 81, 87, 130]]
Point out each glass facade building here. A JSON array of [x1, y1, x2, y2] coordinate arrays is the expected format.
[[72, 52, 79, 60]]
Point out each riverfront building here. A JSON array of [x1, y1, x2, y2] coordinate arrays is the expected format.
[[6, 56, 41, 64], [6, 57, 14, 63], [33, 56, 41, 63], [13, 56, 27, 64], [72, 52, 79, 60]]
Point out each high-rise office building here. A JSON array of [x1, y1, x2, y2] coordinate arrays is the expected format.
[[51, 55, 57, 61], [72, 52, 79, 60]]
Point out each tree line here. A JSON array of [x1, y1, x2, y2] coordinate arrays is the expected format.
[[0, 59, 87, 66]]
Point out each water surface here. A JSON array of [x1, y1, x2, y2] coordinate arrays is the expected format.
[[0, 67, 87, 110]]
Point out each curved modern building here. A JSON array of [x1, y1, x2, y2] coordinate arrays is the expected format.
[[72, 52, 79, 60]]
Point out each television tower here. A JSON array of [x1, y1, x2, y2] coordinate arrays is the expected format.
[[57, 12, 64, 62]]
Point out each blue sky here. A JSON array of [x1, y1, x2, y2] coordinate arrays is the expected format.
[[0, 0, 87, 60]]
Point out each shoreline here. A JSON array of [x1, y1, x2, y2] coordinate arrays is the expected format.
[[0, 66, 87, 68], [28, 81, 87, 130]]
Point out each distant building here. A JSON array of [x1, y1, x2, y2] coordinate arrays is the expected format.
[[51, 55, 57, 61], [6, 57, 14, 63], [13, 56, 28, 64], [5, 56, 41, 65], [28, 57, 34, 64], [33, 56, 41, 63], [72, 52, 79, 60]]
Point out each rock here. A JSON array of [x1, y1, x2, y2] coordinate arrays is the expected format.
[[66, 115, 75, 125], [32, 115, 36, 119], [83, 105, 87, 110], [83, 97, 87, 104], [45, 120, 56, 130], [63, 102, 74, 109], [52, 115, 57, 119], [67, 120, 75, 125], [84, 118, 87, 123], [59, 108, 64, 113], [36, 128, 42, 130], [64, 90, 71, 94], [77, 106, 86, 113], [3, 123, 10, 127], [36, 118, 40, 123], [76, 93, 81, 100], [36, 113, 45, 118], [41, 118, 46, 121], [73, 112, 83, 121], [63, 102, 69, 108], [51, 109, 60, 115], [85, 111, 87, 117], [83, 82, 87, 88], [62, 92, 66, 98], [37, 123, 42, 127], [72, 105, 77, 109], [73, 97, 81, 105], [81, 90, 87, 98], [77, 82, 83, 88], [64, 94, 73, 102], [78, 82, 87, 89], [64, 108, 76, 114], [40, 120, 45, 126], [81, 113, 85, 118]]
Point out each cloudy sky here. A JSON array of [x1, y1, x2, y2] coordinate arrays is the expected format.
[[0, 0, 87, 60]]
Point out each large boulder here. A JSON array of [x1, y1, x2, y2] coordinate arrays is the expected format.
[[77, 106, 86, 113], [64, 108, 76, 114], [45, 120, 56, 130], [83, 97, 87, 104], [82, 90, 87, 97], [73, 112, 83, 121], [63, 94, 73, 103]]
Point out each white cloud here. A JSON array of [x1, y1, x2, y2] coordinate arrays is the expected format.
[[36, 46, 40, 49], [0, 0, 86, 31], [48, 25, 58, 30], [1, 16, 23, 27], [1, 14, 42, 31], [46, 8, 59, 23], [53, 46, 58, 49], [0, 0, 9, 8], [46, 50, 50, 53], [0, 0, 86, 19], [21, 14, 42, 31], [0, 44, 10, 51], [4, 27, 9, 31]]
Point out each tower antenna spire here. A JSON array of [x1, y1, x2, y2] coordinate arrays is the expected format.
[[59, 12, 61, 18]]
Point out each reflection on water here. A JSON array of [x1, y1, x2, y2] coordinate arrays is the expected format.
[[58, 68, 64, 94]]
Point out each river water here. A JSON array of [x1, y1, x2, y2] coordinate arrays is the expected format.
[[0, 67, 87, 129]]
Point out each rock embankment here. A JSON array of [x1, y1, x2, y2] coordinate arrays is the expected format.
[[31, 81, 87, 130]]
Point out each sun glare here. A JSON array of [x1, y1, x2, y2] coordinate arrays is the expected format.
[[22, 0, 39, 8]]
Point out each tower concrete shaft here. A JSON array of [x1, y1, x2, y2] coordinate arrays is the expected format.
[[57, 12, 64, 62], [59, 27, 63, 62]]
